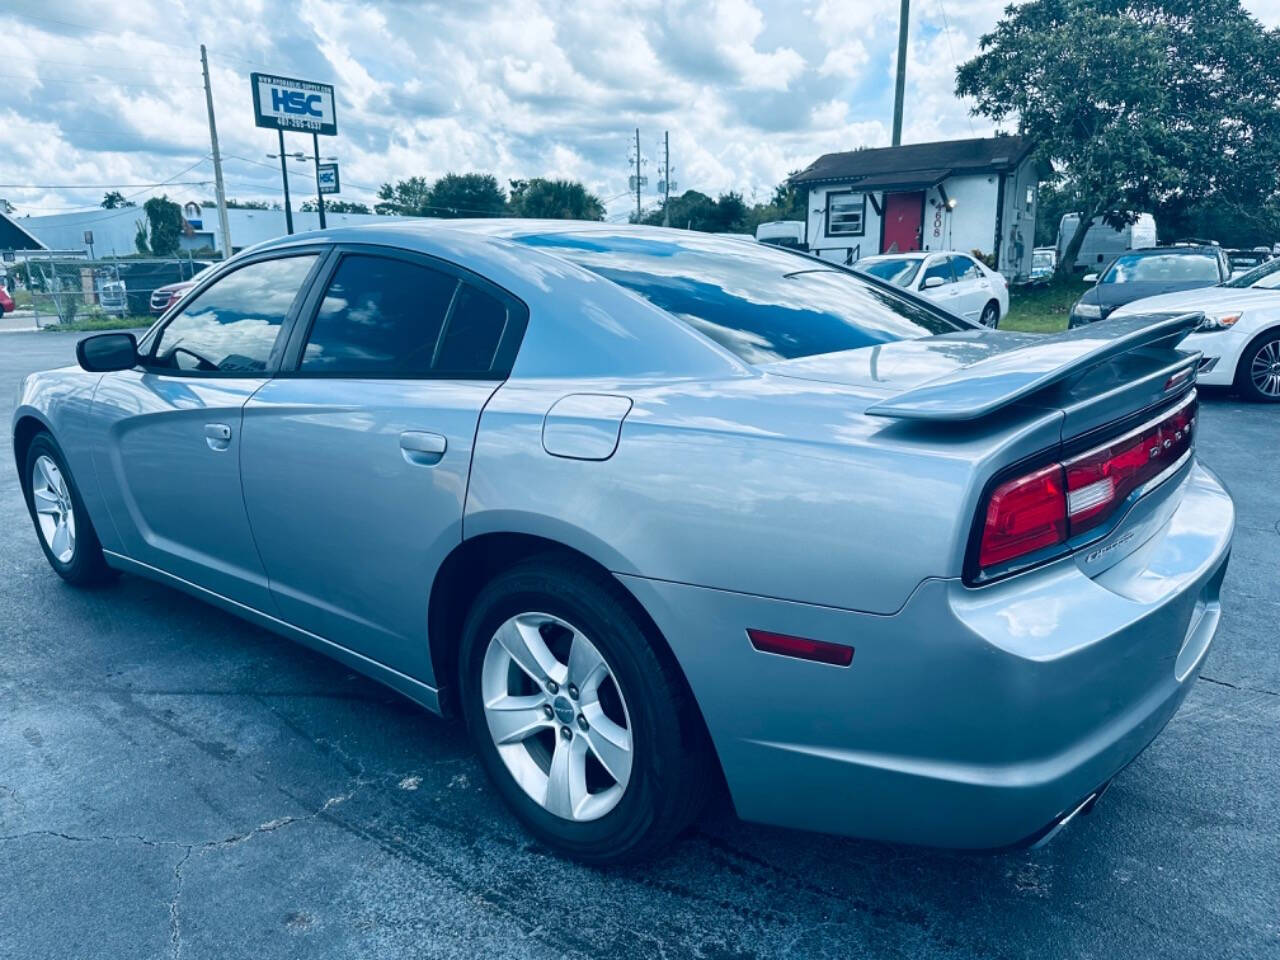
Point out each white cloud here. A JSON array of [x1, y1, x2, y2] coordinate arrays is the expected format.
[[0, 0, 1277, 221]]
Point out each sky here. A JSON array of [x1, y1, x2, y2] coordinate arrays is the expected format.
[[3, 0, 1280, 223]]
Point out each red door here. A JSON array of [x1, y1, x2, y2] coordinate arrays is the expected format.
[[881, 191, 924, 254]]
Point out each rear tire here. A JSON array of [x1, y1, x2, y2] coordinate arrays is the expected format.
[[980, 300, 1000, 328], [23, 432, 116, 586], [1234, 329, 1280, 402], [458, 555, 713, 863]]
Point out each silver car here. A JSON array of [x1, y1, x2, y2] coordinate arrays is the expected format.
[[13, 222, 1234, 862]]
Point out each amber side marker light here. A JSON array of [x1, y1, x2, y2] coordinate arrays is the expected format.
[[747, 628, 854, 667]]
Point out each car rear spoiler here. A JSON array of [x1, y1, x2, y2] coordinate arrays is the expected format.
[[864, 312, 1203, 421]]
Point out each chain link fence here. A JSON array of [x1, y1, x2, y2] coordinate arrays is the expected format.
[[23, 255, 215, 329]]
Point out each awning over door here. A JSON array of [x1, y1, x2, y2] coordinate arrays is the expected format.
[[849, 168, 950, 193]]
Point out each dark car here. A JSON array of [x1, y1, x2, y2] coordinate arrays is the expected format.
[[1226, 248, 1272, 278], [1068, 246, 1230, 327]]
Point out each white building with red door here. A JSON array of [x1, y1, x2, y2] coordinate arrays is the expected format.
[[789, 135, 1041, 281]]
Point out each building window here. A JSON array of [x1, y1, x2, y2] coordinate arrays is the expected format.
[[826, 191, 866, 237]]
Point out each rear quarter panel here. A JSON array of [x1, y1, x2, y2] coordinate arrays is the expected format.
[[466, 372, 1064, 614]]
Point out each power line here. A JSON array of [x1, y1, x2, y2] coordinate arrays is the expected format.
[[936, 0, 977, 137], [0, 72, 202, 90], [0, 179, 209, 189]]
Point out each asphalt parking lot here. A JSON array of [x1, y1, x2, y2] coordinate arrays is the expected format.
[[1, 330, 1276, 960]]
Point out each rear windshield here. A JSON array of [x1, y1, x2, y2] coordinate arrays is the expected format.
[[515, 232, 965, 363], [1102, 251, 1220, 284]]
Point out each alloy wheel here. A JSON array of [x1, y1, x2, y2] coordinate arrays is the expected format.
[[31, 454, 76, 564], [1250, 339, 1280, 398], [481, 612, 633, 822]]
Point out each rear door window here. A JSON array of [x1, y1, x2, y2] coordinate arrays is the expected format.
[[952, 255, 982, 281], [432, 284, 510, 375], [300, 254, 458, 375]]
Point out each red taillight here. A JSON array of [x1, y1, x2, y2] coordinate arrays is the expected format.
[[977, 395, 1197, 576], [1063, 398, 1196, 537], [979, 463, 1068, 568], [746, 629, 854, 667]]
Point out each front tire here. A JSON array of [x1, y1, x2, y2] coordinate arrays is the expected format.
[[980, 300, 1000, 328], [1235, 330, 1280, 402], [458, 556, 712, 863], [23, 432, 115, 586]]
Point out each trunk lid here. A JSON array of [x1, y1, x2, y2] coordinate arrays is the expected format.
[[763, 313, 1205, 582]]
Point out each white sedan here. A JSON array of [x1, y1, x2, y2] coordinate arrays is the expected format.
[[856, 251, 1009, 327], [1110, 264, 1280, 402]]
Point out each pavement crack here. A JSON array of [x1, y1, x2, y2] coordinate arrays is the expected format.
[[169, 847, 192, 960], [1199, 674, 1279, 696]]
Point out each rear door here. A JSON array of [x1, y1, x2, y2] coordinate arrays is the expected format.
[[239, 247, 527, 681], [949, 254, 992, 322], [91, 251, 323, 609]]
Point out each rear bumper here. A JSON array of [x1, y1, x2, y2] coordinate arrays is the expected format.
[[620, 462, 1234, 848]]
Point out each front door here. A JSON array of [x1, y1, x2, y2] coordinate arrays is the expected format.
[[882, 192, 924, 254], [240, 249, 525, 682], [91, 252, 321, 610]]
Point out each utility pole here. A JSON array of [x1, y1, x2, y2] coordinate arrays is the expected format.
[[892, 0, 910, 146], [634, 127, 643, 221], [277, 129, 294, 235], [200, 44, 233, 257], [312, 132, 326, 230], [662, 131, 672, 227]]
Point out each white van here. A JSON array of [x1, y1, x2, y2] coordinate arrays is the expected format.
[[1057, 213, 1158, 270], [755, 220, 806, 250]]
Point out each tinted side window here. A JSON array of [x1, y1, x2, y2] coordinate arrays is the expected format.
[[301, 255, 458, 375], [151, 255, 316, 373], [922, 257, 955, 286], [952, 256, 982, 280], [433, 284, 509, 374]]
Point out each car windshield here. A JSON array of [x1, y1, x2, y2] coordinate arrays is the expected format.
[[516, 232, 966, 364], [1033, 252, 1053, 270], [857, 257, 923, 287], [1101, 251, 1220, 284], [1223, 255, 1280, 289]]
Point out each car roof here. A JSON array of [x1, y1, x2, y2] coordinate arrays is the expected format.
[[858, 251, 937, 262]]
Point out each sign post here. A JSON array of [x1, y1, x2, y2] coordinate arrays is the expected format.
[[250, 73, 338, 236], [313, 134, 326, 230]]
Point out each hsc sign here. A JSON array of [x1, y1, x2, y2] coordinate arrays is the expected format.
[[317, 163, 340, 195], [250, 73, 337, 136]]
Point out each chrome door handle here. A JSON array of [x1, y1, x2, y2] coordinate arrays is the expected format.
[[205, 422, 232, 451], [400, 430, 447, 465]]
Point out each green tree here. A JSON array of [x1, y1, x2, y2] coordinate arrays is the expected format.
[[101, 190, 135, 209], [133, 218, 150, 255], [507, 178, 605, 220], [300, 199, 372, 214], [427, 173, 506, 218], [956, 0, 1280, 276], [143, 196, 183, 256], [375, 176, 433, 215], [638, 189, 716, 228]]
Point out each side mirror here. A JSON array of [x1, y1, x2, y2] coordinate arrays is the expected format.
[[922, 275, 946, 290], [76, 332, 139, 372], [1082, 272, 1099, 284]]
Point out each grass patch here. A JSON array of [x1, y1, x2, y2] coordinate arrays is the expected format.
[[1000, 277, 1090, 334], [13, 288, 32, 309], [41, 315, 151, 333]]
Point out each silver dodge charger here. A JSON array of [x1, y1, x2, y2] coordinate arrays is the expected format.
[[13, 221, 1234, 862]]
